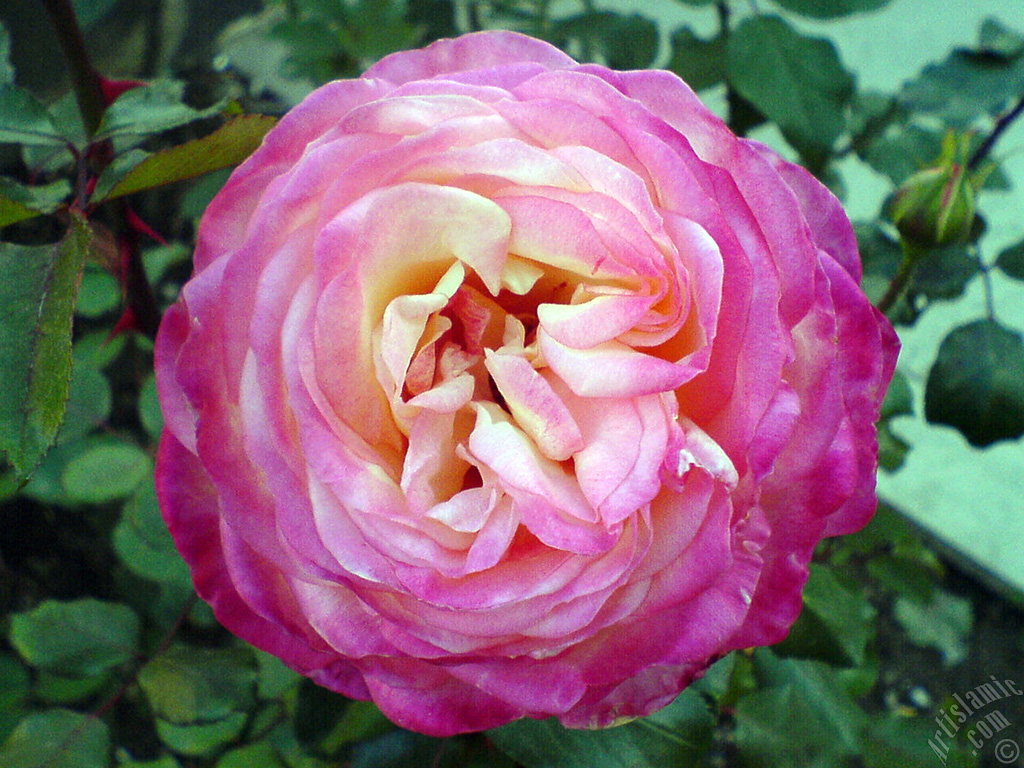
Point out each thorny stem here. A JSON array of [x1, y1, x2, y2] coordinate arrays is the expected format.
[[41, 0, 107, 137], [43, 0, 163, 340], [969, 93, 1024, 171], [119, 201, 162, 340], [42, 0, 107, 208]]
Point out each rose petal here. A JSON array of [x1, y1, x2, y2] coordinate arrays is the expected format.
[[484, 350, 584, 461], [539, 328, 692, 398]]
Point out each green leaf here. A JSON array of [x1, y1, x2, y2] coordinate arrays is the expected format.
[[0, 471, 18, 504], [113, 478, 191, 586], [60, 438, 152, 504], [866, 554, 937, 603], [139, 374, 164, 442], [266, 723, 333, 768], [218, 740, 287, 768], [293, 680, 355, 753], [0, 84, 67, 146], [73, 329, 127, 370], [735, 653, 867, 767], [910, 245, 980, 301], [900, 47, 1024, 127], [0, 214, 91, 478], [75, 265, 121, 318], [727, 16, 854, 152], [407, 0, 458, 42], [0, 177, 72, 228], [863, 714, 978, 768], [0, 709, 109, 768], [348, 731, 455, 768], [925, 319, 1024, 446], [489, 687, 714, 768], [273, 18, 352, 83], [16, 440, 81, 506], [996, 238, 1024, 280], [773, 563, 875, 666], [9, 598, 140, 678], [668, 27, 726, 91], [155, 714, 248, 758], [602, 14, 659, 70], [881, 369, 912, 419], [336, 0, 423, 68], [735, 686, 853, 768], [0, 655, 30, 742], [119, 756, 182, 768], [691, 653, 743, 705], [33, 669, 114, 705], [94, 114, 277, 203], [772, 0, 892, 19], [0, 195, 39, 228], [94, 80, 224, 139], [894, 589, 973, 665], [180, 169, 232, 220], [848, 91, 905, 151], [56, 358, 112, 445], [249, 701, 286, 742], [829, 502, 925, 560], [550, 12, 659, 70], [856, 220, 903, 304], [877, 421, 910, 472], [21, 93, 84, 173], [876, 369, 913, 471], [255, 650, 302, 700], [138, 645, 257, 725], [72, 0, 121, 28], [864, 125, 944, 186], [143, 241, 191, 285], [978, 17, 1024, 59], [89, 149, 150, 202], [320, 700, 394, 754]]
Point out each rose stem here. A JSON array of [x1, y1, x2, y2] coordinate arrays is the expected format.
[[40, 0, 107, 138]]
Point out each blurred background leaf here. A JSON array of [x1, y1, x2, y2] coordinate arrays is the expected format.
[[925, 319, 1024, 446]]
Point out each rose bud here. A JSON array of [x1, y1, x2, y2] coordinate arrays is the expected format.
[[155, 31, 898, 736], [889, 132, 978, 247]]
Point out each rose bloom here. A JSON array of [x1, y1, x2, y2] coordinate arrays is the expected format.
[[155, 31, 898, 736]]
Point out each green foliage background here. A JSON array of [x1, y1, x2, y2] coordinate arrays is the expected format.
[[1, 1, 1023, 766]]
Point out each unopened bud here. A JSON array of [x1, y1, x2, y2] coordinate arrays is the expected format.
[[889, 132, 978, 248]]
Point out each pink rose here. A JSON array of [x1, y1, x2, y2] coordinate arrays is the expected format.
[[155, 31, 898, 736]]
